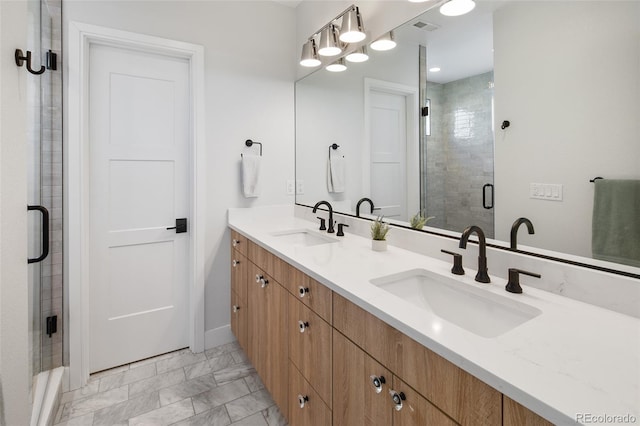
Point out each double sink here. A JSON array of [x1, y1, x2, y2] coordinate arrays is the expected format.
[[271, 229, 541, 338]]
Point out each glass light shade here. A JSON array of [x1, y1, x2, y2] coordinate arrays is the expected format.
[[318, 25, 342, 57], [440, 0, 476, 16], [299, 39, 321, 67], [370, 31, 396, 51], [326, 58, 347, 72], [339, 8, 366, 43], [345, 46, 369, 63]]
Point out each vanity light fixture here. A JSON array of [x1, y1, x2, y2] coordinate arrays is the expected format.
[[439, 0, 476, 16], [370, 31, 396, 51], [299, 5, 367, 67], [326, 58, 347, 72], [345, 46, 369, 63], [300, 39, 321, 67], [339, 7, 366, 43]]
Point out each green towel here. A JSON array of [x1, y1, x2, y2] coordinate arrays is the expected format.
[[592, 179, 640, 267]]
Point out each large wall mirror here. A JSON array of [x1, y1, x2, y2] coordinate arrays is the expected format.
[[295, 0, 640, 274]]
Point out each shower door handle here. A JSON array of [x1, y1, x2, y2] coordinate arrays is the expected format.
[[482, 184, 494, 209], [28, 205, 50, 264]]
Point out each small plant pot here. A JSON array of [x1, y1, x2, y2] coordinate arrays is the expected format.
[[372, 240, 387, 252]]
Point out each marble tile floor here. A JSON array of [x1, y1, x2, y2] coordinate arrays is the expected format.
[[54, 341, 288, 426]]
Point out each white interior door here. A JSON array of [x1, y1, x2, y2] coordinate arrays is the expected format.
[[89, 44, 190, 372], [369, 90, 408, 221]]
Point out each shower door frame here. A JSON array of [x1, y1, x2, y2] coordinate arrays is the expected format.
[[66, 22, 207, 390]]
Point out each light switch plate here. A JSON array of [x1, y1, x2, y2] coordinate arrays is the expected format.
[[530, 183, 563, 201], [296, 180, 305, 195], [286, 180, 295, 195]]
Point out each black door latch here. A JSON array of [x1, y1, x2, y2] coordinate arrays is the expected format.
[[167, 218, 187, 233]]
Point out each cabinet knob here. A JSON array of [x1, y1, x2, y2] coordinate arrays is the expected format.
[[232, 305, 240, 313], [255, 274, 262, 283], [261, 277, 269, 288], [298, 320, 309, 333], [298, 286, 309, 298], [389, 390, 406, 411], [232, 239, 240, 247], [370, 375, 386, 393], [298, 394, 309, 409], [232, 259, 240, 267]]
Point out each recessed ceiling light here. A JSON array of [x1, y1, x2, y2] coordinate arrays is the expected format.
[[440, 0, 476, 17], [429, 67, 441, 72]]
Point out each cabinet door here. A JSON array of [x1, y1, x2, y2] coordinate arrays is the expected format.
[[231, 250, 247, 303], [333, 331, 392, 426], [391, 376, 457, 426], [289, 362, 332, 426], [503, 396, 553, 426], [230, 290, 247, 352], [289, 294, 332, 407], [248, 263, 289, 417]]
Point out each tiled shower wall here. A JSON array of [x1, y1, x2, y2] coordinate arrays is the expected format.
[[40, 0, 63, 370], [424, 72, 495, 237]]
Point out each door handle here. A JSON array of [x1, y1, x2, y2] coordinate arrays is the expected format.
[[28, 205, 49, 263], [483, 184, 494, 209], [167, 218, 187, 233]]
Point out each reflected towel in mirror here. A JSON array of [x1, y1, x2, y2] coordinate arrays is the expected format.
[[592, 179, 640, 267], [242, 154, 261, 198], [327, 155, 345, 193]]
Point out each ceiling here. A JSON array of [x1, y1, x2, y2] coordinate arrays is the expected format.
[[396, 1, 507, 84]]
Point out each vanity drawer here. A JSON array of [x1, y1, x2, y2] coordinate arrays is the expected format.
[[230, 229, 248, 256], [230, 290, 248, 352], [288, 362, 332, 426], [288, 294, 332, 408], [286, 266, 333, 323], [247, 240, 287, 284]]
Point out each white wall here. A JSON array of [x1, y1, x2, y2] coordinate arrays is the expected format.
[[493, 1, 640, 258], [0, 1, 30, 424], [63, 1, 296, 341]]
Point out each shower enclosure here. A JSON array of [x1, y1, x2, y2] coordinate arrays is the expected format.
[[26, 0, 63, 415]]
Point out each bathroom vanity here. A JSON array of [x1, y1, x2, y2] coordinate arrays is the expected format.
[[228, 205, 639, 425]]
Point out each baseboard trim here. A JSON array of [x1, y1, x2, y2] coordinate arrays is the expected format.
[[204, 325, 235, 350]]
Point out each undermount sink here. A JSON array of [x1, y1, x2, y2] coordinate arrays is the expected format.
[[271, 229, 339, 247], [370, 269, 542, 338]]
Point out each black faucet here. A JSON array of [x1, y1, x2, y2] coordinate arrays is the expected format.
[[356, 197, 374, 217], [313, 201, 335, 233], [510, 217, 535, 250], [459, 225, 490, 283], [505, 268, 541, 294]]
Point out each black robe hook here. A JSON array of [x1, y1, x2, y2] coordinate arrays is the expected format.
[[15, 49, 46, 75]]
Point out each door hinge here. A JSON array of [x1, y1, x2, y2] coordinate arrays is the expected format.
[[46, 315, 57, 338]]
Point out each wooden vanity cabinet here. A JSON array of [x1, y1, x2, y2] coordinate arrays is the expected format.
[[246, 262, 289, 417], [286, 266, 333, 323], [503, 397, 554, 426]]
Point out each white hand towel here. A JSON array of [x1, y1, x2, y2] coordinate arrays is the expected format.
[[328, 155, 346, 193], [327, 159, 334, 193], [242, 154, 261, 198]]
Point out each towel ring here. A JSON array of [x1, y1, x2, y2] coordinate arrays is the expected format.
[[242, 139, 262, 157], [328, 143, 339, 158], [590, 177, 604, 183]]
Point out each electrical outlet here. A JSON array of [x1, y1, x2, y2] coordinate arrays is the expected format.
[[296, 180, 305, 195], [286, 180, 295, 195]]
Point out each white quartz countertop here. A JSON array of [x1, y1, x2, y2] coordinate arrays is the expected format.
[[228, 205, 640, 425]]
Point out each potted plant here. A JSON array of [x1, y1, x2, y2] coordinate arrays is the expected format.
[[409, 211, 435, 230], [370, 216, 390, 251]]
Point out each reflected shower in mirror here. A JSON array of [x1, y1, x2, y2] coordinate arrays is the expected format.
[[295, 0, 640, 272]]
